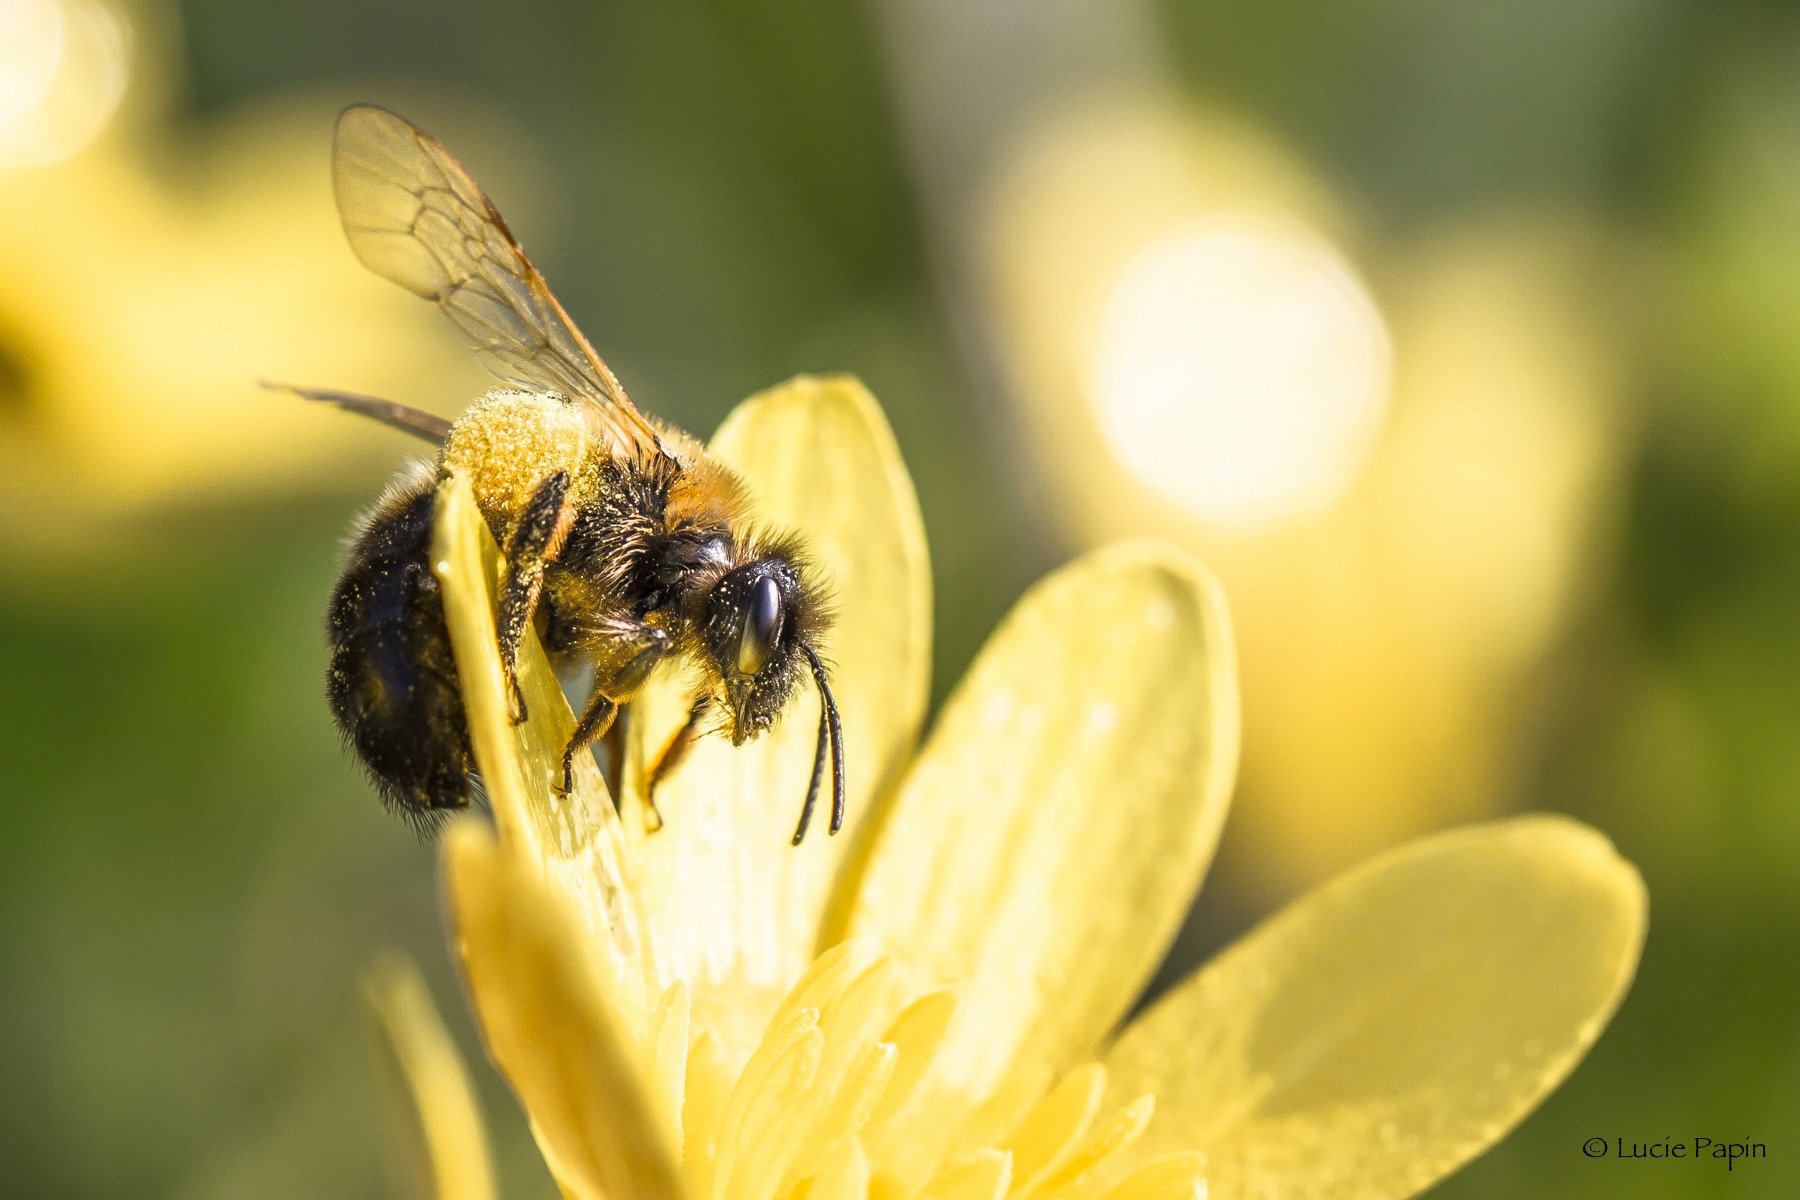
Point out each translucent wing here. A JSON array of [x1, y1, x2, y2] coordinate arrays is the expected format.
[[332, 104, 662, 456]]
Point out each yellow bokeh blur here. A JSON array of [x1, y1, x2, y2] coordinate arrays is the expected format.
[[983, 92, 1624, 894], [1094, 216, 1390, 524], [0, 0, 486, 554], [0, 0, 128, 166]]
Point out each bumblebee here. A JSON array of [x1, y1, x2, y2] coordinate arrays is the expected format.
[[286, 105, 843, 844]]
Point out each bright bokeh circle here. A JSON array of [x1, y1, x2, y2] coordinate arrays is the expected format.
[[1094, 218, 1391, 525], [0, 0, 129, 166]]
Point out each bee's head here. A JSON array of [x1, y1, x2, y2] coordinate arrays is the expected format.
[[698, 541, 844, 844], [699, 546, 827, 746]]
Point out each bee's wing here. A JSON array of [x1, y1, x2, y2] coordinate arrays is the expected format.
[[332, 104, 663, 456]]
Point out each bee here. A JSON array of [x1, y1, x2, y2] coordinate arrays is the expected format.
[[282, 104, 843, 845]]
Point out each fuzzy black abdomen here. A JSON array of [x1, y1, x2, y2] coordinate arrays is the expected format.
[[326, 470, 473, 826]]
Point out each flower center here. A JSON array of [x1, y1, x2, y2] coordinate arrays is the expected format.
[[622, 942, 1204, 1200]]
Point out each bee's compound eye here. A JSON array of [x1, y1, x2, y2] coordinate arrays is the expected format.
[[737, 574, 783, 676]]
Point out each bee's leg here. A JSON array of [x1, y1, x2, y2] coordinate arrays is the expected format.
[[497, 470, 574, 724], [644, 695, 710, 831], [559, 627, 669, 797], [559, 688, 616, 796], [601, 702, 630, 813]]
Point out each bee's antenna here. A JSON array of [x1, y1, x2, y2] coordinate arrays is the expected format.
[[793, 645, 844, 846], [795, 705, 829, 846], [262, 380, 453, 445]]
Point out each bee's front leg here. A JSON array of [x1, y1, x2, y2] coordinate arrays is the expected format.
[[560, 690, 616, 797], [643, 695, 711, 830], [558, 625, 670, 797], [497, 471, 574, 724], [601, 703, 630, 809]]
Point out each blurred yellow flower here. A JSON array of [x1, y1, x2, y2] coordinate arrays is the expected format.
[[374, 376, 1645, 1200], [366, 955, 497, 1200], [0, 91, 485, 547], [982, 94, 1625, 895]]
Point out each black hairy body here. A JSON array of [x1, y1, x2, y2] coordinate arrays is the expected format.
[[326, 465, 472, 827]]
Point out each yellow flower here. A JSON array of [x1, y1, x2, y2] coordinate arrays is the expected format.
[[0, 99, 486, 540], [980, 96, 1626, 894], [371, 375, 1646, 1200]]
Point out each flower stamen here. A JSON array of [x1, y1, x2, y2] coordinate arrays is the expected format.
[[647, 940, 1182, 1200]]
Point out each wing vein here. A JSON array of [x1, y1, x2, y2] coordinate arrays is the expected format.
[[332, 103, 664, 457]]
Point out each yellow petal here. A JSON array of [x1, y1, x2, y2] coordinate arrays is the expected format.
[[714, 1007, 825, 1200], [866, 987, 960, 1126], [1030, 1094, 1157, 1198], [809, 1136, 872, 1200], [919, 1150, 1013, 1200], [364, 954, 497, 1200], [682, 1030, 733, 1196], [785, 1042, 896, 1190], [938, 1061, 1054, 1165], [1102, 815, 1647, 1200], [647, 982, 692, 1158], [778, 956, 905, 1187], [1004, 1063, 1107, 1183], [442, 820, 688, 1200], [431, 472, 531, 843], [832, 542, 1238, 1108], [625, 375, 932, 1064], [1092, 1155, 1207, 1200], [432, 473, 652, 1026]]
